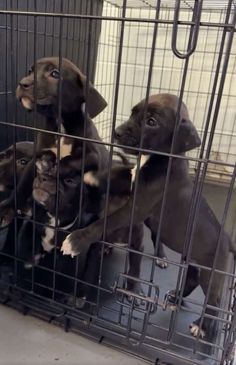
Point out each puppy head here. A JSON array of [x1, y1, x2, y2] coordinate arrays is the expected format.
[[0, 142, 33, 192], [115, 93, 201, 155], [16, 57, 107, 118], [33, 151, 85, 216]]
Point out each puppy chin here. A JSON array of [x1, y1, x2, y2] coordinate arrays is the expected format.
[[115, 138, 140, 155], [21, 97, 33, 110], [32, 189, 50, 206]]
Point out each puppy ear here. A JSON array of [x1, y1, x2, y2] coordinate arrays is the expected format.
[[77, 72, 107, 118], [175, 119, 201, 153]]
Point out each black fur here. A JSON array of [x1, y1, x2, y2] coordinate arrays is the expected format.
[[62, 93, 234, 338], [0, 57, 108, 226]]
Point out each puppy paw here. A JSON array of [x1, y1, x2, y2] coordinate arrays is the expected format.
[[66, 295, 87, 309], [163, 290, 179, 311], [156, 256, 168, 269], [76, 296, 87, 309], [190, 323, 205, 338], [61, 235, 79, 258], [126, 283, 145, 306]]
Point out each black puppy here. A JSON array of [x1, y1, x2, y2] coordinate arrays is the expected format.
[[61, 93, 235, 338], [30, 150, 143, 301], [0, 142, 34, 264], [23, 150, 103, 306], [0, 141, 34, 193], [0, 57, 108, 226]]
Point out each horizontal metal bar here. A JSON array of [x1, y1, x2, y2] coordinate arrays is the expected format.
[[0, 120, 235, 169], [0, 10, 235, 30]]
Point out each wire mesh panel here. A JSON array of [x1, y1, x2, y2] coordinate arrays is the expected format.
[[0, 1, 235, 365]]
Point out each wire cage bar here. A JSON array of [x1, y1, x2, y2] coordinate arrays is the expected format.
[[0, 1, 235, 365]]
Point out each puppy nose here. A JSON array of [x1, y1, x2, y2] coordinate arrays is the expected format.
[[114, 126, 123, 139], [19, 77, 33, 89], [40, 175, 48, 183]]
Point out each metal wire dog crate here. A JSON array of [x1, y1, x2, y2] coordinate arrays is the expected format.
[[0, 1, 235, 365]]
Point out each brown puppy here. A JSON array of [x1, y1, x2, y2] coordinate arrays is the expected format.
[[61, 93, 235, 339], [0, 57, 108, 226]]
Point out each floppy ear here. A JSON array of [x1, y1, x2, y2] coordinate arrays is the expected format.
[[78, 72, 107, 118], [175, 119, 201, 153]]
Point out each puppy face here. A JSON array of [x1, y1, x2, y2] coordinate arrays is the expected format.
[[33, 151, 84, 215], [16, 57, 107, 118], [115, 95, 201, 154], [0, 142, 33, 192]]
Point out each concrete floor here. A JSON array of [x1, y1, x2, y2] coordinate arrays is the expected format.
[[0, 304, 147, 365]]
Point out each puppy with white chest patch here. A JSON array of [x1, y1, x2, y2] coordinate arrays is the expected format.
[[61, 93, 236, 339], [0, 57, 108, 227], [28, 150, 144, 304], [23, 150, 103, 306]]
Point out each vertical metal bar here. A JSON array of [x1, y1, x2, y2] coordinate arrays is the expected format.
[[72, 0, 94, 308], [95, 0, 127, 317], [122, 1, 161, 333], [30, 0, 38, 293], [9, 0, 18, 286], [193, 163, 236, 351], [168, 0, 234, 344], [52, 0, 64, 302], [141, 3, 198, 343]]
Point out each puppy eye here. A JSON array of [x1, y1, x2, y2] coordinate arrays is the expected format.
[[28, 68, 33, 75], [64, 178, 75, 185], [50, 69, 60, 79], [21, 158, 29, 165], [18, 158, 28, 165], [146, 117, 158, 127]]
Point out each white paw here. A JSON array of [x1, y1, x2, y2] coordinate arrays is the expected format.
[[24, 262, 33, 270], [190, 323, 205, 338], [61, 235, 79, 258], [167, 304, 177, 311], [156, 257, 168, 268], [76, 296, 87, 309]]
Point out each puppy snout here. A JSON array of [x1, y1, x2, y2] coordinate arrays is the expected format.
[[19, 77, 33, 89], [115, 125, 124, 139]]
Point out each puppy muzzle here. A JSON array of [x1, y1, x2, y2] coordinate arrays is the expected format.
[[32, 188, 50, 205]]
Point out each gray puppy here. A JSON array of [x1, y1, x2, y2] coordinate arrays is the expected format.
[[61, 93, 235, 339]]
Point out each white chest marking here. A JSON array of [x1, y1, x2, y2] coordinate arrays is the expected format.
[[83, 171, 99, 186], [41, 214, 58, 253], [50, 137, 72, 159], [131, 155, 150, 188]]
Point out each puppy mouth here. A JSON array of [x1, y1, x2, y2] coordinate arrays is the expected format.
[[33, 188, 50, 205], [16, 88, 52, 111], [115, 136, 140, 155], [21, 96, 34, 110]]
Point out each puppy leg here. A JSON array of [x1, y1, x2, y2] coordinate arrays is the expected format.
[[190, 264, 226, 339], [145, 217, 168, 269], [76, 242, 102, 309], [166, 265, 200, 310], [126, 224, 145, 304]]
